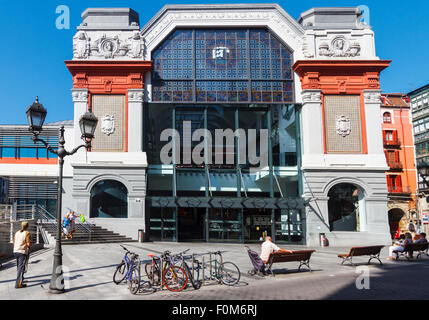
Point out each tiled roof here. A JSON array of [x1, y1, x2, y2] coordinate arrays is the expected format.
[[381, 94, 410, 107]]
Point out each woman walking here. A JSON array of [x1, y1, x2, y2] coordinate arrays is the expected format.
[[13, 221, 31, 288]]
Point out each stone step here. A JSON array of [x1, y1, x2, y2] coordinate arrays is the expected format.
[[41, 222, 135, 245]]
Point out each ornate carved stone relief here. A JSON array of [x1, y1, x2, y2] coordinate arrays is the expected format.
[[71, 90, 88, 103], [101, 115, 115, 136], [302, 90, 322, 103], [319, 36, 361, 58], [336, 115, 351, 137], [364, 91, 382, 104], [128, 90, 144, 103], [73, 31, 145, 59]]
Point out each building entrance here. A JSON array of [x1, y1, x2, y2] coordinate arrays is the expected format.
[[147, 197, 306, 244], [178, 207, 205, 242], [244, 209, 271, 242]]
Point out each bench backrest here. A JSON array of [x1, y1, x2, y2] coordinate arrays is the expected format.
[[350, 246, 384, 257], [269, 250, 315, 263], [403, 243, 429, 251]]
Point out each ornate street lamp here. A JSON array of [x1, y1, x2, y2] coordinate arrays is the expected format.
[[417, 161, 429, 189], [26, 97, 47, 133], [26, 97, 98, 294]]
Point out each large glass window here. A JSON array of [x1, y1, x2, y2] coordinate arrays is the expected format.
[[0, 134, 58, 159], [90, 180, 128, 218], [152, 29, 294, 104], [328, 184, 364, 232]]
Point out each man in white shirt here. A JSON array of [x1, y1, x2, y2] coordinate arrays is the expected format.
[[260, 236, 291, 264]]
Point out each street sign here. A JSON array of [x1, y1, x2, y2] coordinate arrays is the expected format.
[[423, 212, 429, 225]]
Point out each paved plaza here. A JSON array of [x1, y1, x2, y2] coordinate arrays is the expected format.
[[1, 242, 429, 300]]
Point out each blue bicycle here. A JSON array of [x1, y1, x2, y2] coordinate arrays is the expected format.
[[113, 245, 148, 294]]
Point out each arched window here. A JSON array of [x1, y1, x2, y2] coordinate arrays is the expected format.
[[152, 28, 294, 104], [383, 112, 392, 123], [328, 183, 364, 232], [90, 180, 128, 218]]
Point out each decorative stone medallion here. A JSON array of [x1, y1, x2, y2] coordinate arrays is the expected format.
[[319, 36, 361, 58], [336, 115, 351, 137], [101, 115, 115, 136]]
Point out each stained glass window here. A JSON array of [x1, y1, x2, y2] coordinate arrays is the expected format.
[[152, 29, 294, 103]]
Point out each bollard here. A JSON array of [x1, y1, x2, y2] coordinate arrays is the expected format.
[[138, 229, 144, 243]]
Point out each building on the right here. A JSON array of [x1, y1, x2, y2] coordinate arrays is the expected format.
[[409, 84, 429, 235], [381, 93, 417, 238]]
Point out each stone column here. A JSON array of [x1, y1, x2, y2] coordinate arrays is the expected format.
[[300, 89, 323, 163], [127, 89, 144, 152], [363, 90, 383, 155], [71, 88, 89, 161]]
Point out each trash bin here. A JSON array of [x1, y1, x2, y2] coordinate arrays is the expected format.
[[319, 233, 327, 247], [138, 229, 144, 243]]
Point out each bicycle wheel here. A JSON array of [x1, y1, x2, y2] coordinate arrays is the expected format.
[[184, 262, 201, 290], [218, 261, 241, 286], [113, 261, 127, 285], [163, 266, 188, 292], [145, 263, 161, 286], [128, 265, 141, 295]]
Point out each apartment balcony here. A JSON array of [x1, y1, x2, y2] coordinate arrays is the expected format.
[[388, 185, 412, 195], [383, 138, 401, 148], [387, 161, 403, 171]]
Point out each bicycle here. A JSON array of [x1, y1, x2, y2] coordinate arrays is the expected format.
[[145, 250, 188, 292], [173, 249, 202, 290], [203, 251, 241, 286], [113, 245, 150, 295]]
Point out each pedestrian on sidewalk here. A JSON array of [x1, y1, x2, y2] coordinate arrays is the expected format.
[[67, 211, 83, 240], [13, 221, 31, 288]]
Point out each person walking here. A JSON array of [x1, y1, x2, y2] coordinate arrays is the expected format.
[[67, 211, 83, 240], [13, 221, 31, 288]]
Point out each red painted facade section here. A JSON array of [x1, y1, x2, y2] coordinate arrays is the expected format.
[[293, 60, 391, 155], [65, 60, 153, 152]]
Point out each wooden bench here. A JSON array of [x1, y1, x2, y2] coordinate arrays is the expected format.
[[393, 242, 429, 260], [338, 246, 384, 266], [266, 250, 315, 276]]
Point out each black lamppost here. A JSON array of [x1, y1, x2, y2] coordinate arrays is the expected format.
[[26, 97, 98, 294], [417, 161, 429, 233], [417, 161, 429, 188]]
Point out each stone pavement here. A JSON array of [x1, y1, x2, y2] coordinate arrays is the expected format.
[[0, 242, 429, 300]]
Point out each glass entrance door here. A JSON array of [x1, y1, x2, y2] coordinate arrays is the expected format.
[[208, 208, 243, 243], [149, 207, 177, 242], [275, 209, 304, 244], [178, 207, 206, 242], [243, 209, 272, 242]]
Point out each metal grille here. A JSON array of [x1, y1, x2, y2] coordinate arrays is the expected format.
[[91, 95, 125, 152], [7, 177, 58, 200], [324, 95, 363, 153], [0, 127, 59, 147]]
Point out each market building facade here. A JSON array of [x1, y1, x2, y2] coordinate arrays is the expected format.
[[0, 4, 393, 246]]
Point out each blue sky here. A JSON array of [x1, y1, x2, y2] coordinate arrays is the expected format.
[[0, 0, 427, 125]]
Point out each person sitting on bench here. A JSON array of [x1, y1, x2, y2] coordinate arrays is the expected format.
[[388, 232, 413, 260], [260, 236, 292, 264], [414, 233, 427, 244]]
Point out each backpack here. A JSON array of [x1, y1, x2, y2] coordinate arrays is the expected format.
[[63, 218, 70, 228]]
